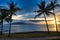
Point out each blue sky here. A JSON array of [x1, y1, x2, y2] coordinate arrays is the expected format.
[[0, 0, 40, 13], [0, 0, 60, 20]]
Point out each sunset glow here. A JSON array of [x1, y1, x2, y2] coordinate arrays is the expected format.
[[35, 17, 60, 24]]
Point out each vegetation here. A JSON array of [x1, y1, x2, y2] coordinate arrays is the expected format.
[[34, 0, 54, 33], [49, 0, 60, 32], [5, 0, 21, 37], [0, 0, 60, 37], [0, 0, 21, 37], [0, 9, 9, 35]]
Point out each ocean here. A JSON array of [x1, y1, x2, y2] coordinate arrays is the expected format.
[[0, 24, 60, 33]]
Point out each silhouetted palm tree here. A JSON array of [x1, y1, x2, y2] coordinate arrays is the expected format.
[[6, 0, 21, 36], [34, 0, 54, 33], [0, 15, 2, 34], [50, 0, 60, 32], [0, 9, 9, 35]]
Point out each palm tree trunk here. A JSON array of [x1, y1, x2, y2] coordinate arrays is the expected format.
[[1, 20, 3, 35], [8, 13, 12, 37], [44, 13, 49, 33], [53, 9, 58, 32], [8, 21, 11, 37]]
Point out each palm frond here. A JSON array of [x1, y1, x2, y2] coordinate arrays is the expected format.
[[45, 13, 50, 16], [50, 0, 60, 8], [0, 9, 10, 19], [5, 18, 10, 23], [14, 7, 21, 12], [34, 10, 41, 13], [37, 4, 42, 9], [9, 1, 15, 10], [54, 0, 57, 4], [0, 9, 9, 12], [48, 12, 55, 15], [46, 3, 53, 10], [55, 4, 60, 7], [7, 0, 21, 16], [34, 13, 42, 19], [40, 1, 46, 10], [5, 16, 12, 23], [37, 1, 46, 10], [11, 12, 16, 15], [42, 1, 45, 7], [0, 15, 2, 19]]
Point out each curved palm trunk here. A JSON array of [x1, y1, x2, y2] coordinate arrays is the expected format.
[[53, 9, 58, 32], [1, 20, 3, 35], [44, 13, 49, 33]]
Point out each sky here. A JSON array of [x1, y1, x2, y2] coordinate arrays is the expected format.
[[1, 0, 60, 33], [0, 0, 60, 20]]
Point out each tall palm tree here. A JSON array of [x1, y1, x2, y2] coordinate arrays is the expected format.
[[34, 0, 54, 33], [0, 15, 2, 34], [6, 0, 21, 36], [0, 9, 9, 35], [49, 0, 60, 32]]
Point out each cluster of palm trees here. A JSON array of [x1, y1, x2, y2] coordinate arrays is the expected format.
[[34, 0, 60, 33], [0, 0, 60, 37], [0, 0, 21, 36]]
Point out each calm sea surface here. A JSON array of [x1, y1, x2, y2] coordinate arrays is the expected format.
[[0, 24, 60, 33]]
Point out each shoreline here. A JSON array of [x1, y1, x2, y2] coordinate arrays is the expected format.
[[0, 31, 60, 38]]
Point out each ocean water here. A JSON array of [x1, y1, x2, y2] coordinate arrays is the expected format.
[[0, 24, 60, 33]]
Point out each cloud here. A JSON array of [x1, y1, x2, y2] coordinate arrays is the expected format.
[[12, 15, 24, 20], [12, 7, 60, 20], [12, 12, 44, 20], [12, 12, 53, 20]]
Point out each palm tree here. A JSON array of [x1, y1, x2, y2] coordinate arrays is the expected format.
[[6, 0, 21, 36], [0, 15, 2, 34], [34, 0, 54, 33], [49, 0, 60, 32], [0, 9, 9, 35]]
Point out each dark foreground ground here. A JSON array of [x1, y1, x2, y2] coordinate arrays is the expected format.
[[0, 36, 60, 40], [0, 31, 60, 40]]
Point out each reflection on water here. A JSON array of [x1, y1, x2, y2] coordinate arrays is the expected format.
[[1, 24, 60, 33], [0, 21, 60, 33]]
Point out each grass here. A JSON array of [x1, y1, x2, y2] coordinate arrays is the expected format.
[[0, 31, 60, 38]]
